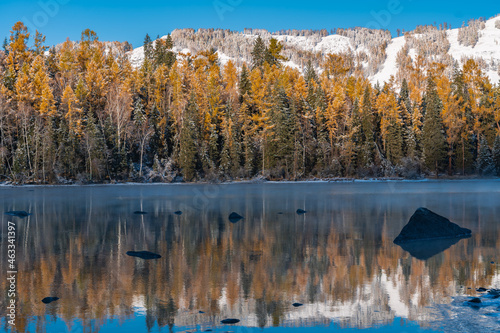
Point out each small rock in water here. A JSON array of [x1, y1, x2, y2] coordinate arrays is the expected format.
[[468, 298, 482, 304], [488, 289, 500, 298], [174, 211, 183, 215], [220, 318, 240, 324], [292, 303, 303, 307], [134, 211, 148, 215], [5, 211, 31, 218], [126, 251, 161, 259], [296, 209, 307, 215], [228, 212, 243, 223], [198, 311, 205, 314], [41, 297, 59, 304], [477, 287, 488, 292]]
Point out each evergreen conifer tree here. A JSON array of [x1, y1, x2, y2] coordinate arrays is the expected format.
[[476, 136, 495, 176], [179, 95, 198, 181], [2, 37, 8, 54], [268, 89, 296, 177], [422, 77, 447, 176], [493, 136, 500, 176], [239, 64, 251, 103], [143, 33, 153, 61], [386, 120, 403, 165], [304, 59, 317, 84], [251, 36, 266, 69], [357, 87, 375, 168]]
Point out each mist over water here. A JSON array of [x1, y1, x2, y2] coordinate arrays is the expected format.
[[0, 181, 499, 332]]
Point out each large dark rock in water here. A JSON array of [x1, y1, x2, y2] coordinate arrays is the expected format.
[[228, 212, 243, 223], [41, 297, 59, 304], [126, 251, 161, 259], [394, 208, 471, 244], [5, 211, 31, 218]]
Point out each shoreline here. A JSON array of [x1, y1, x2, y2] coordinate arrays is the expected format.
[[1, 176, 499, 187]]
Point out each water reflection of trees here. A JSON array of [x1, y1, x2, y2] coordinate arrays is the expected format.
[[0, 184, 499, 332]]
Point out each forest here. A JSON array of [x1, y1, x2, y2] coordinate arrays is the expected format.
[[1, 22, 500, 184]]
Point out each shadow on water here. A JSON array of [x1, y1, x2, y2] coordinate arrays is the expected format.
[[396, 235, 471, 260]]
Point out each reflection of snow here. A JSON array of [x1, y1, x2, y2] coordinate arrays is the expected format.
[[132, 295, 146, 315], [203, 265, 500, 329]]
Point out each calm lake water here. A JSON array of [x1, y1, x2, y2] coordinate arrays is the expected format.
[[1, 181, 500, 333]]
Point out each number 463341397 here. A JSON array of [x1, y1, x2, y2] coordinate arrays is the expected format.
[[7, 222, 16, 269]]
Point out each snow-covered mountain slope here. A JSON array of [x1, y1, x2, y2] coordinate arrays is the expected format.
[[128, 15, 500, 84], [373, 15, 500, 84]]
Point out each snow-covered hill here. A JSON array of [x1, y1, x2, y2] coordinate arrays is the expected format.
[[128, 14, 500, 84], [373, 15, 500, 84]]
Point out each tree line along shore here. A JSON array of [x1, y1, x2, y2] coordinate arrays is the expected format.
[[1, 23, 500, 184]]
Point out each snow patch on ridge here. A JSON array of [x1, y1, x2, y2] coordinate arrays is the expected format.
[[128, 15, 500, 84]]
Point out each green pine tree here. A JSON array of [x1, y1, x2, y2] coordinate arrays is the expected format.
[[165, 34, 176, 68], [493, 136, 500, 176], [399, 79, 417, 158], [357, 87, 375, 168], [143, 33, 153, 61], [239, 64, 251, 103], [385, 120, 403, 165], [251, 36, 267, 69], [422, 77, 447, 176], [268, 89, 296, 178], [304, 59, 317, 84], [476, 136, 495, 176], [178, 96, 198, 181], [456, 135, 475, 175], [2, 37, 8, 54]]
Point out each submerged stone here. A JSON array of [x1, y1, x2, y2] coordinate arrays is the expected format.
[[174, 211, 183, 215], [133, 211, 148, 215], [394, 208, 471, 244], [296, 209, 307, 215], [41, 297, 59, 304], [228, 212, 243, 223], [220, 318, 240, 324], [292, 303, 303, 307], [5, 211, 31, 218], [468, 298, 482, 304], [126, 251, 161, 259], [477, 287, 488, 292]]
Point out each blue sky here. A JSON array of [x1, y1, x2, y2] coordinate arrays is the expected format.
[[0, 0, 498, 48]]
